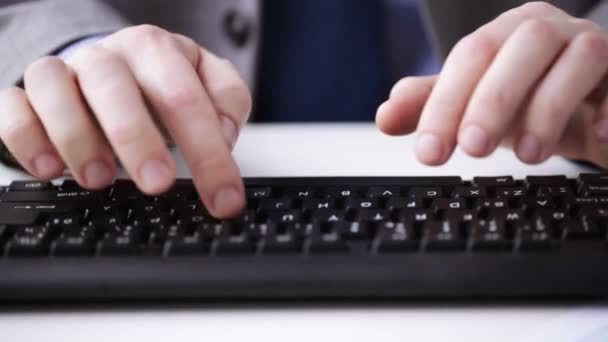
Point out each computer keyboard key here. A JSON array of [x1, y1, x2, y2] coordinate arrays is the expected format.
[[496, 187, 526, 198], [537, 186, 573, 197], [579, 173, 608, 185], [339, 221, 373, 241], [266, 210, 302, 224], [579, 185, 608, 197], [524, 198, 556, 209], [52, 226, 96, 256], [432, 198, 466, 210], [325, 187, 362, 198], [368, 187, 400, 198], [473, 176, 515, 187], [572, 197, 608, 208], [214, 234, 256, 255], [98, 236, 141, 256], [149, 223, 188, 243], [562, 216, 603, 240], [526, 175, 568, 186], [164, 234, 208, 256], [5, 225, 51, 256], [423, 221, 465, 251], [356, 209, 390, 222], [307, 224, 349, 254], [469, 220, 511, 251], [476, 199, 509, 210], [0, 204, 41, 225], [408, 187, 443, 199], [261, 233, 301, 254], [452, 187, 486, 199], [244, 223, 270, 240], [8, 181, 52, 191], [282, 188, 316, 199], [374, 222, 417, 253], [386, 197, 424, 210], [302, 199, 336, 210], [311, 209, 346, 223], [258, 198, 293, 211], [246, 187, 272, 199], [397, 209, 435, 225], [47, 214, 82, 229], [516, 218, 555, 251], [344, 198, 379, 210], [58, 179, 84, 192]]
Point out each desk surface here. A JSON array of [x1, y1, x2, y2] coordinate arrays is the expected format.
[[1, 124, 607, 342]]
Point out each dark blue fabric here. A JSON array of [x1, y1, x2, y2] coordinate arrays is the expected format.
[[255, 0, 439, 122]]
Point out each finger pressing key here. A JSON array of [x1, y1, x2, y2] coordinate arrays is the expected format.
[[108, 26, 245, 218]]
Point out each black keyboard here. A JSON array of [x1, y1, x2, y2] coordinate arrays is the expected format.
[[1, 175, 608, 301]]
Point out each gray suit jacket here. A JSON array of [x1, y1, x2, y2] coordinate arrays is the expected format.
[[0, 0, 606, 89]]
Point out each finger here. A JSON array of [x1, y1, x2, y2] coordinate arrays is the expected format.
[[415, 2, 567, 165], [173, 34, 252, 149], [109, 25, 245, 218], [0, 87, 65, 179], [24, 56, 117, 189], [458, 19, 591, 159], [70, 45, 176, 194], [519, 30, 608, 163], [376, 75, 437, 136]]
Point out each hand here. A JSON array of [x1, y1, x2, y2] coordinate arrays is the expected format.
[[377, 2, 608, 168], [0, 25, 252, 218]]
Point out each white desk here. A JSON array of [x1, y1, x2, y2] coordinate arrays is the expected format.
[[1, 123, 607, 342]]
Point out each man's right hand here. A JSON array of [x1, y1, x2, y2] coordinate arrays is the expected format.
[[0, 25, 252, 218]]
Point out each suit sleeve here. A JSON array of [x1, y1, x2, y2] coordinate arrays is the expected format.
[[586, 0, 608, 29], [0, 0, 129, 87]]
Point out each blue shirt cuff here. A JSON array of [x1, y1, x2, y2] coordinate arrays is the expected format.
[[57, 34, 109, 60]]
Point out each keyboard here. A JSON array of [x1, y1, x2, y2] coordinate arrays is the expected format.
[[1, 174, 607, 301]]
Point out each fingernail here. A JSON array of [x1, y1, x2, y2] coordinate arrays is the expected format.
[[213, 186, 244, 217], [83, 160, 114, 189], [220, 116, 238, 149], [594, 119, 608, 142], [460, 125, 489, 156], [516, 134, 542, 163], [33, 152, 63, 178], [140, 158, 171, 192], [416, 133, 445, 165]]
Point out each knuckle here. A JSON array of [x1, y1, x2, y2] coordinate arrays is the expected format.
[[161, 86, 201, 113], [53, 129, 89, 151], [519, 18, 558, 41], [126, 24, 171, 47], [474, 86, 512, 114], [575, 32, 608, 62], [454, 30, 498, 63], [105, 122, 146, 149], [191, 152, 235, 181], [216, 81, 252, 117], [24, 56, 66, 83], [71, 45, 118, 73], [518, 2, 556, 15]]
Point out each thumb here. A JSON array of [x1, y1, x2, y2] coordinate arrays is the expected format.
[[376, 75, 438, 136]]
